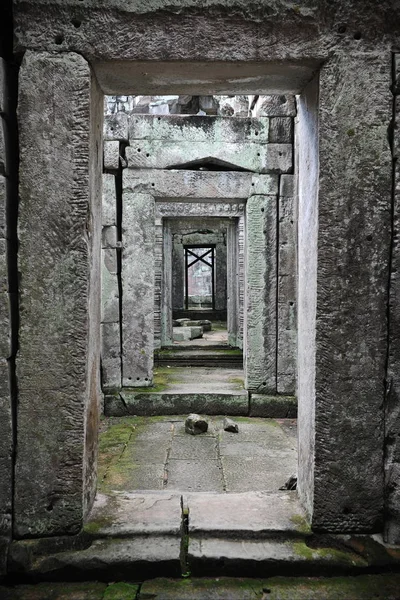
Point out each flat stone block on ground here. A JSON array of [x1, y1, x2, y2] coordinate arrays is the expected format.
[[250, 395, 297, 418], [86, 491, 182, 537], [170, 436, 217, 460], [186, 491, 305, 538], [173, 326, 203, 341]]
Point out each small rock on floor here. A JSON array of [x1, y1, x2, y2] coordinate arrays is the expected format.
[[223, 417, 239, 433], [185, 414, 209, 435]]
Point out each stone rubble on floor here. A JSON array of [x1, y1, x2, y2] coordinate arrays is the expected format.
[[185, 413, 209, 435]]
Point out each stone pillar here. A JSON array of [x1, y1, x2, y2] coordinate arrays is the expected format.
[[161, 220, 173, 346], [298, 54, 391, 531], [154, 215, 163, 348], [244, 194, 277, 393], [215, 239, 227, 312], [277, 174, 296, 394], [121, 192, 155, 386], [172, 238, 184, 310], [15, 52, 103, 537], [385, 53, 400, 543], [227, 221, 239, 347], [237, 215, 245, 349]]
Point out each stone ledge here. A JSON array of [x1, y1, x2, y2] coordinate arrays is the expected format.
[[250, 394, 297, 418], [105, 392, 249, 417]]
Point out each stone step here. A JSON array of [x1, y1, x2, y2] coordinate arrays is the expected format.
[[155, 355, 243, 368], [105, 392, 250, 417]]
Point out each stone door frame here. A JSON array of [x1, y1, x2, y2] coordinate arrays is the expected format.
[[13, 46, 392, 539]]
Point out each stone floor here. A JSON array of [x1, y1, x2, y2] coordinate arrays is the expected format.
[[2, 575, 400, 599], [97, 415, 297, 493]]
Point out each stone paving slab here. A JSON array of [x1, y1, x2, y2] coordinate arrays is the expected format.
[[222, 456, 296, 492], [188, 537, 368, 577], [170, 436, 218, 459], [138, 575, 400, 600], [29, 536, 181, 581], [86, 492, 182, 537], [2, 575, 400, 599], [186, 491, 306, 538], [167, 459, 225, 492]]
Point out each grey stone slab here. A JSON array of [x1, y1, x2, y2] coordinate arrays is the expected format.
[[269, 117, 294, 143], [123, 438, 170, 463], [0, 359, 12, 542], [250, 394, 297, 418], [0, 175, 6, 238], [104, 139, 120, 170], [0, 59, 6, 115], [0, 243, 11, 360], [87, 491, 182, 536], [245, 195, 277, 393], [104, 111, 129, 141], [188, 537, 366, 577], [166, 459, 224, 492], [187, 491, 304, 537], [116, 392, 249, 416], [173, 326, 202, 341], [279, 174, 295, 197], [129, 114, 269, 143], [104, 459, 166, 491], [122, 192, 155, 387], [101, 323, 121, 389], [15, 51, 103, 537], [0, 116, 7, 176], [222, 456, 297, 492], [18, 536, 181, 580], [139, 577, 263, 600], [101, 249, 119, 323], [156, 202, 245, 219], [101, 225, 118, 248], [254, 95, 297, 117], [170, 436, 218, 460], [102, 173, 117, 226], [301, 56, 391, 530], [124, 169, 278, 199], [126, 141, 291, 174]]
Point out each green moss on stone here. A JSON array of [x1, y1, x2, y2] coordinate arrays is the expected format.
[[290, 514, 312, 534], [103, 582, 139, 599]]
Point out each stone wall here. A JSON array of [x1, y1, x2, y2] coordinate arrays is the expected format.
[[101, 105, 297, 394], [0, 0, 16, 576]]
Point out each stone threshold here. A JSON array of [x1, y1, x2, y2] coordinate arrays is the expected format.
[[104, 392, 297, 417], [7, 491, 400, 582]]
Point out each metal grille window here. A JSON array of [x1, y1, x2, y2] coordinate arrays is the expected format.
[[184, 246, 216, 310]]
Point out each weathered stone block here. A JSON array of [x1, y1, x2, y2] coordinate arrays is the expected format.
[[0, 241, 11, 360], [101, 225, 118, 248], [101, 322, 121, 389], [266, 144, 293, 173], [0, 176, 6, 238], [103, 247, 118, 274], [0, 358, 12, 542], [104, 140, 120, 171], [15, 51, 102, 537], [249, 394, 297, 418], [245, 195, 277, 393], [129, 114, 269, 143], [173, 326, 202, 341], [254, 95, 296, 117], [122, 192, 155, 387], [0, 116, 7, 176], [101, 250, 119, 323], [124, 168, 278, 199], [126, 141, 291, 174], [102, 173, 117, 226], [104, 111, 129, 141], [0, 59, 6, 115], [280, 175, 295, 197], [269, 117, 294, 143]]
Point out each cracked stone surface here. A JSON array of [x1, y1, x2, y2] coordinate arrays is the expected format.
[[97, 416, 297, 494]]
